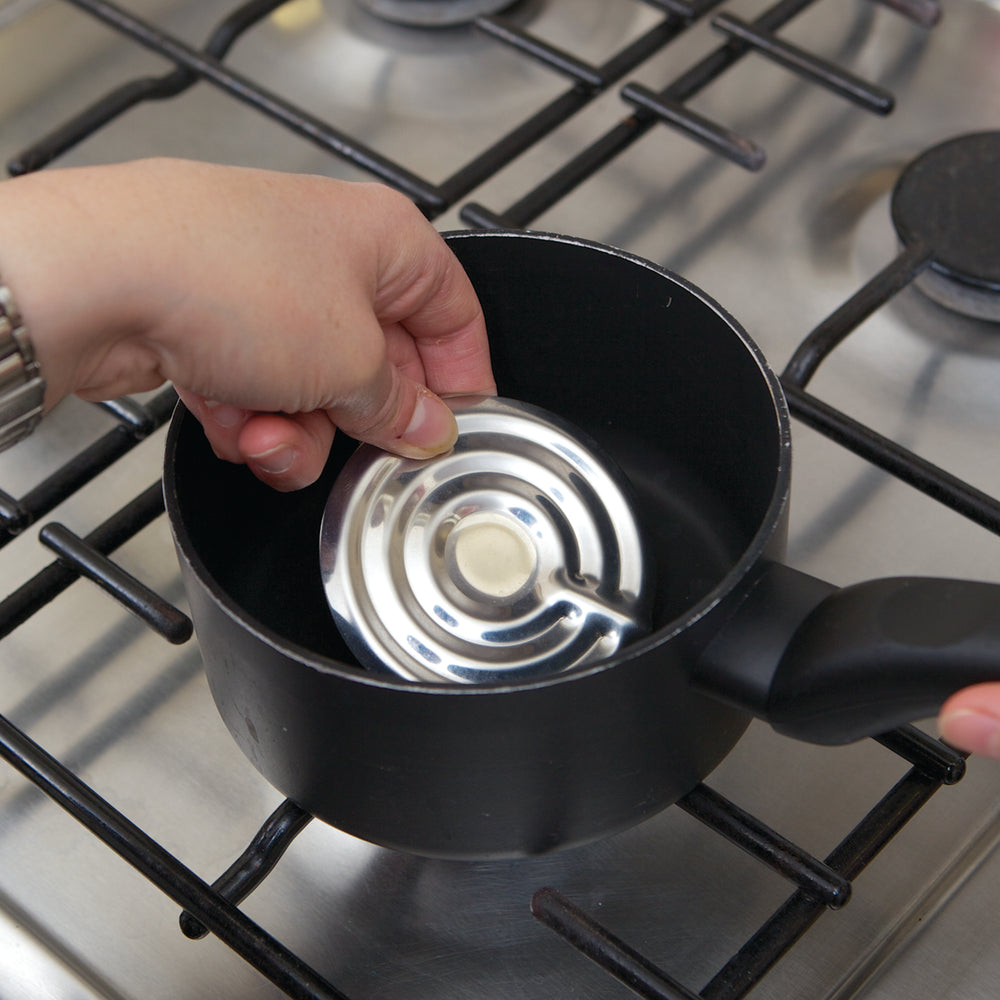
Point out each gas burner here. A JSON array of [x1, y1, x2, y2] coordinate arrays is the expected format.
[[357, 0, 517, 26], [890, 131, 1000, 321]]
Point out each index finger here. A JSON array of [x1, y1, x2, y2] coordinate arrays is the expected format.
[[369, 201, 496, 397], [397, 257, 495, 397]]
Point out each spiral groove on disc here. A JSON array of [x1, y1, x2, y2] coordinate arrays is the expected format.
[[320, 397, 650, 683]]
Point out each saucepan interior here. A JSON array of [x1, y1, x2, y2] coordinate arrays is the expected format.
[[170, 232, 788, 675]]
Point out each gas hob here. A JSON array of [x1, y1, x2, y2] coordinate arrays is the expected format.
[[2, 1, 1000, 997]]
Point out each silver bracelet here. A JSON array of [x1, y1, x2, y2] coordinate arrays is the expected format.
[[0, 277, 46, 452]]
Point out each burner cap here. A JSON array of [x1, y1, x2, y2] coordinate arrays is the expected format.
[[357, 0, 516, 26], [320, 396, 650, 684], [890, 132, 1000, 316]]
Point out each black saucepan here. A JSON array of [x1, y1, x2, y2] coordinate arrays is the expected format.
[[163, 231, 1000, 859]]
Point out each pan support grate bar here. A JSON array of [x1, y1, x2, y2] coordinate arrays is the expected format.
[[620, 84, 764, 170], [38, 521, 192, 644], [0, 387, 176, 545], [874, 725, 967, 783], [677, 783, 851, 907], [781, 383, 1000, 538], [532, 886, 703, 1000], [55, 0, 444, 210], [8, 0, 289, 176], [0, 710, 353, 1000], [473, 15, 606, 88], [784, 384, 1000, 535], [94, 396, 160, 436], [22, 0, 930, 233], [180, 799, 313, 940], [0, 481, 169, 640], [535, 754, 955, 1000], [17, 0, 690, 222], [435, 14, 689, 209], [709, 12, 895, 115], [779, 236, 1000, 539], [461, 0, 927, 229], [782, 240, 935, 389], [0, 487, 24, 533], [700, 761, 949, 999]]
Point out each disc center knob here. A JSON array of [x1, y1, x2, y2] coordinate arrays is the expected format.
[[447, 511, 537, 601]]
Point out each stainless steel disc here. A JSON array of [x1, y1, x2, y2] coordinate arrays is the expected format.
[[319, 396, 650, 683]]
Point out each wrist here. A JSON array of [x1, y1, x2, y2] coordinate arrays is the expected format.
[[0, 165, 160, 409]]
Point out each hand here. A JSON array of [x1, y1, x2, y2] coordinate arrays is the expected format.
[[0, 158, 495, 490], [939, 685, 1000, 758]]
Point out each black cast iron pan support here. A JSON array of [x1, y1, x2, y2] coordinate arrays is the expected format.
[[10, 0, 689, 217], [779, 236, 1000, 537], [0, 387, 176, 545], [533, 726, 964, 1000], [462, 0, 931, 229], [0, 713, 348, 1000]]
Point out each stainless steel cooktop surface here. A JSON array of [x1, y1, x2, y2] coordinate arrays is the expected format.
[[2, 1, 1000, 997]]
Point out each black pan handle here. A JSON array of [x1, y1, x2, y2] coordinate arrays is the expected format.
[[694, 563, 1000, 745]]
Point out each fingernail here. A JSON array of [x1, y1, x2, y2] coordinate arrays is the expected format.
[[400, 391, 457, 454], [204, 400, 245, 428], [248, 444, 296, 476], [939, 709, 1000, 757]]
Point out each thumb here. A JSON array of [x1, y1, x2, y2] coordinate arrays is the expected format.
[[939, 683, 1000, 758], [329, 362, 459, 460]]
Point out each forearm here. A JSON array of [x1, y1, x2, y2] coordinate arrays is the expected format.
[[0, 162, 161, 410], [0, 157, 493, 489]]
